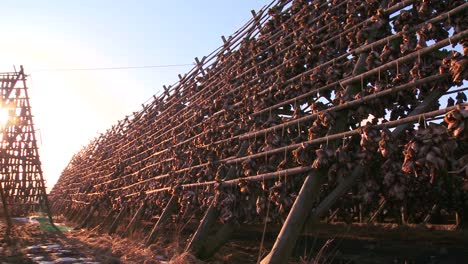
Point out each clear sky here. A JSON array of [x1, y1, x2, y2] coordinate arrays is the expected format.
[[0, 0, 270, 191]]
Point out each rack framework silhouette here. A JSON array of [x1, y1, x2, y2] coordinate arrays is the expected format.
[[50, 0, 468, 262], [0, 66, 53, 234]]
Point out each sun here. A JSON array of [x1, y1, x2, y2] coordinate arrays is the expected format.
[[0, 107, 10, 127]]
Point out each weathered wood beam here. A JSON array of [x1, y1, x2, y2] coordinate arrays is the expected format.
[[69, 207, 83, 223], [74, 205, 92, 225], [108, 205, 128, 235], [96, 209, 117, 233], [79, 205, 97, 229], [123, 202, 146, 237], [423, 204, 439, 224], [185, 141, 249, 257], [0, 182, 12, 237], [63, 203, 74, 218], [368, 198, 387, 223], [198, 219, 240, 259], [308, 88, 447, 221], [260, 42, 371, 264], [185, 197, 220, 255], [195, 57, 206, 76], [260, 169, 326, 264], [145, 195, 178, 246]]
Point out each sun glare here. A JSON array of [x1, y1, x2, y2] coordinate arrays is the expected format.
[[0, 107, 10, 127]]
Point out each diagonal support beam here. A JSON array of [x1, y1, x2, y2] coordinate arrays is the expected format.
[[96, 209, 117, 233], [123, 202, 147, 237], [79, 205, 97, 229], [145, 195, 178, 246], [260, 14, 449, 259], [260, 169, 326, 264], [307, 89, 448, 251], [108, 205, 128, 235], [185, 141, 249, 256], [260, 38, 372, 264]]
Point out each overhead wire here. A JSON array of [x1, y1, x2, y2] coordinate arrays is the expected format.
[[31, 63, 195, 72]]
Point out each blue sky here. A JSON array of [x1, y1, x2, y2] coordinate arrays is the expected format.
[[0, 0, 270, 190]]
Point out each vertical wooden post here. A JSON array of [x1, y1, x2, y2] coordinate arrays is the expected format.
[[400, 206, 406, 225], [68, 205, 80, 220], [145, 195, 178, 246], [221, 35, 228, 45], [359, 203, 363, 223], [108, 205, 128, 235], [53, 201, 65, 216], [0, 182, 12, 237]]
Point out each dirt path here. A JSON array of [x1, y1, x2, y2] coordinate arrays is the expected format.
[[1, 217, 468, 263], [0, 217, 206, 264], [0, 217, 133, 263]]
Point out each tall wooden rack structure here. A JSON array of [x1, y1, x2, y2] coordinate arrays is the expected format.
[[50, 0, 467, 262], [0, 66, 52, 233]]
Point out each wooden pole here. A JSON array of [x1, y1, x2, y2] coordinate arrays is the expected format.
[[19, 66, 55, 226], [195, 57, 206, 76], [185, 164, 240, 255], [261, 44, 374, 263], [69, 207, 83, 223], [96, 209, 116, 233], [185, 142, 249, 256], [261, 85, 444, 264], [310, 87, 447, 221], [0, 182, 12, 237], [108, 205, 128, 235], [123, 202, 146, 237], [260, 170, 326, 264], [198, 219, 240, 259], [78, 205, 96, 229], [368, 198, 387, 223], [63, 203, 73, 218], [185, 197, 220, 255], [326, 208, 340, 224], [145, 195, 178, 246], [74, 204, 91, 224], [423, 204, 439, 224], [400, 206, 406, 225]]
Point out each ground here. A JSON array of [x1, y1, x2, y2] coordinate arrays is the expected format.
[[1, 216, 468, 263]]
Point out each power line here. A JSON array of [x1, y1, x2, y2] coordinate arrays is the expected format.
[[32, 63, 195, 72]]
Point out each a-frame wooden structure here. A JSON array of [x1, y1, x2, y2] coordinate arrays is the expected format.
[[0, 66, 52, 235]]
